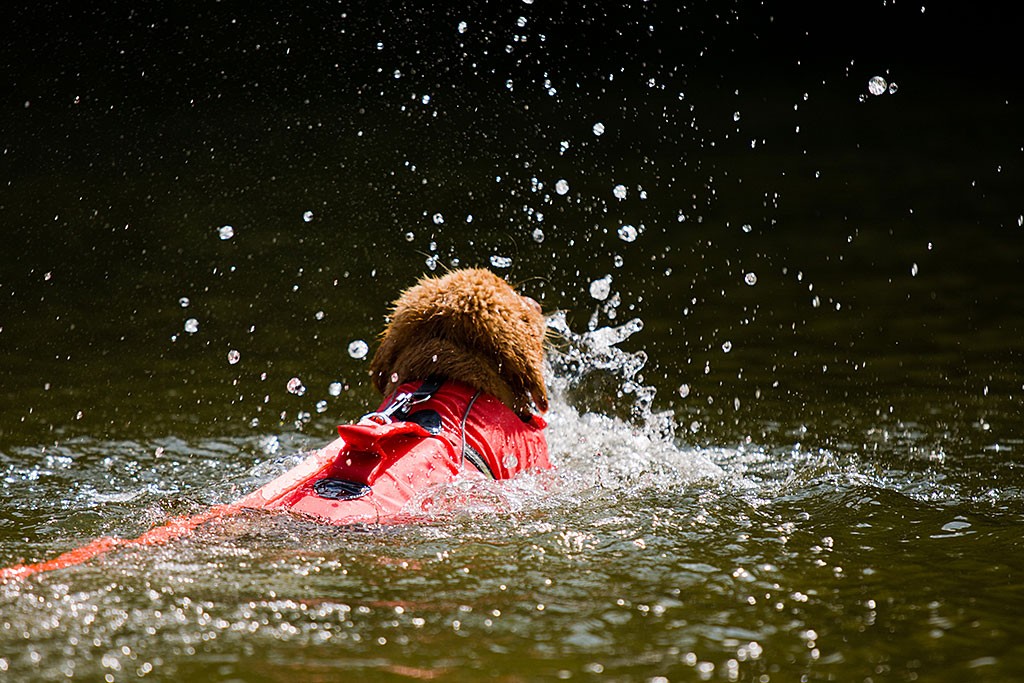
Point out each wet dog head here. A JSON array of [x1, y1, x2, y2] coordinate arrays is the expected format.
[[369, 268, 548, 417]]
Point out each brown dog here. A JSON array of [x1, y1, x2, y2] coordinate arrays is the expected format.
[[369, 268, 549, 419]]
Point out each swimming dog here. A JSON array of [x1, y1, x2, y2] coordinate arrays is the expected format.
[[1, 268, 551, 580]]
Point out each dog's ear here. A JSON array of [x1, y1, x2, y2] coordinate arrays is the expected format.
[[368, 301, 420, 394], [521, 359, 549, 414]]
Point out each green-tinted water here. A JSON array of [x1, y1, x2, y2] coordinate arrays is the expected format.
[[3, 2, 1023, 681]]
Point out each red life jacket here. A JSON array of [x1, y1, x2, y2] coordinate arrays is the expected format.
[[234, 379, 550, 524]]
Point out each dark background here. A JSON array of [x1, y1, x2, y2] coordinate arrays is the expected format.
[[2, 1, 1021, 445]]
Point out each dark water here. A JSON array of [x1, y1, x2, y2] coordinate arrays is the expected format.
[[3, 2, 1023, 681]]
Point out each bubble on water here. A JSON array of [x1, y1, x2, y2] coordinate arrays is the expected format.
[[613, 254, 624, 267], [592, 122, 605, 136], [432, 213, 444, 225], [227, 349, 240, 365], [617, 225, 638, 242], [328, 381, 343, 396], [425, 255, 439, 271], [613, 184, 627, 200], [184, 318, 199, 334], [722, 341, 733, 353], [589, 275, 612, 301], [559, 140, 569, 154], [555, 179, 569, 195], [316, 400, 328, 414], [348, 339, 369, 359], [287, 377, 306, 396], [868, 76, 887, 96], [516, 16, 527, 28], [218, 225, 234, 240], [421, 94, 431, 104], [178, 297, 190, 308], [911, 263, 919, 277], [532, 228, 545, 243], [678, 383, 691, 398], [457, 21, 468, 33], [888, 82, 899, 95], [744, 272, 758, 286], [742, 224, 753, 233], [302, 211, 314, 222], [404, 231, 415, 241], [315, 310, 325, 320], [733, 111, 741, 122], [490, 255, 513, 268]]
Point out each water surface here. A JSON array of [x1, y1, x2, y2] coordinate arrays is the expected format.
[[3, 2, 1023, 681]]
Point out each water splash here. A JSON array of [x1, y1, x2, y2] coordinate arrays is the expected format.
[[542, 312, 722, 491]]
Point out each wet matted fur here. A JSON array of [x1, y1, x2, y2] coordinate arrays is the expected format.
[[369, 268, 548, 418]]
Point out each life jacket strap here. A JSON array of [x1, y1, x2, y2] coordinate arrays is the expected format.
[[360, 375, 444, 425]]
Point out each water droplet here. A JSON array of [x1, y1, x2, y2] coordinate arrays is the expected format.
[[532, 228, 545, 243], [179, 297, 190, 308], [316, 400, 328, 414], [741, 224, 753, 233], [315, 310, 325, 320], [287, 377, 306, 396], [911, 263, 919, 277], [421, 94, 431, 104], [516, 16, 527, 28], [218, 225, 234, 240], [678, 384, 691, 398], [502, 453, 519, 469], [612, 184, 627, 200], [868, 76, 887, 96], [184, 318, 199, 334], [555, 179, 569, 195], [489, 255, 512, 268], [405, 231, 415, 241], [733, 111, 741, 122], [303, 211, 314, 222], [617, 225, 638, 242], [744, 272, 758, 286], [559, 140, 569, 154], [328, 382, 343, 396], [722, 341, 733, 353], [348, 339, 369, 359], [457, 21, 468, 34], [227, 349, 240, 364], [888, 82, 899, 95], [592, 122, 605, 136], [432, 213, 444, 225], [589, 275, 612, 301]]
